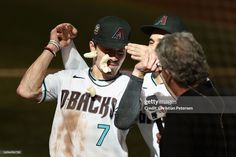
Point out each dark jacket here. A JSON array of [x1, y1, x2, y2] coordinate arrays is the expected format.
[[160, 81, 228, 157]]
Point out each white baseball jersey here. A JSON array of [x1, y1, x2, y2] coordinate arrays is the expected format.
[[41, 68, 129, 157], [137, 72, 174, 157], [60, 47, 175, 157]]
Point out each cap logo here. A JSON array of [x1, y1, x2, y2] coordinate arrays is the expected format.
[[94, 24, 100, 35], [112, 27, 124, 40], [157, 16, 168, 26]]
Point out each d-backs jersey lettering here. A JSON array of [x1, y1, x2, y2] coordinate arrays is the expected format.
[[41, 68, 129, 157]]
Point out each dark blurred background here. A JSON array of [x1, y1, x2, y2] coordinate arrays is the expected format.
[[0, 0, 235, 156]]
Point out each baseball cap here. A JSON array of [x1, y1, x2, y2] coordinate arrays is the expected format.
[[140, 14, 188, 35], [92, 16, 131, 49]]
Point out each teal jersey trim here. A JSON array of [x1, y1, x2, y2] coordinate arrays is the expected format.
[[41, 80, 47, 102], [151, 73, 158, 86]]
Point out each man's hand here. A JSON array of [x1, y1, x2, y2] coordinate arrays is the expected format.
[[50, 23, 78, 48]]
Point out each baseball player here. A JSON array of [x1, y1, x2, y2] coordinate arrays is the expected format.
[[17, 16, 131, 157], [60, 14, 188, 157], [117, 15, 188, 155], [115, 14, 188, 157]]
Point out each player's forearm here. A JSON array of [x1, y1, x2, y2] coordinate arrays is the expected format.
[[17, 48, 55, 100], [114, 75, 143, 130], [61, 41, 88, 70], [62, 41, 75, 69]]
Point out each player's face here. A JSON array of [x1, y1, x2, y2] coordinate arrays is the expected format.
[[96, 45, 126, 76], [148, 32, 165, 83], [148, 33, 165, 50]]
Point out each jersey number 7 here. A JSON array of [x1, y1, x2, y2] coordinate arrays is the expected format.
[[96, 124, 110, 146]]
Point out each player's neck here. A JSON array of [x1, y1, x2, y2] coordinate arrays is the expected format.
[[153, 75, 163, 84]]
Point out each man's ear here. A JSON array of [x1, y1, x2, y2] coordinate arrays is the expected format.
[[89, 41, 96, 51]]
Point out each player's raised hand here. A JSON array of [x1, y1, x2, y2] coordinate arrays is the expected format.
[[56, 23, 78, 47], [125, 43, 148, 61], [132, 47, 158, 78], [50, 23, 78, 48]]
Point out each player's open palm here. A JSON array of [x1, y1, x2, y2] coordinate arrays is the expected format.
[[125, 43, 148, 61], [134, 47, 158, 73]]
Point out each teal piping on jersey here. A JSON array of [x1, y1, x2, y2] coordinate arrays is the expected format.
[[151, 73, 158, 86], [88, 68, 121, 87], [41, 80, 47, 102]]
